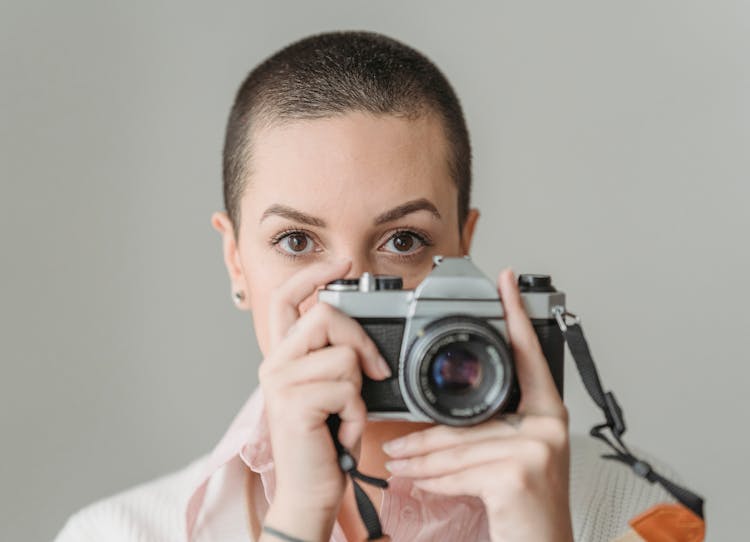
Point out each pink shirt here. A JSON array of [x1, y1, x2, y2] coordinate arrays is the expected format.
[[54, 389, 676, 541], [185, 387, 489, 541]]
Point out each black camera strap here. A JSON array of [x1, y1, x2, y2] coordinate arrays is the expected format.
[[553, 308, 705, 520], [326, 414, 389, 540]]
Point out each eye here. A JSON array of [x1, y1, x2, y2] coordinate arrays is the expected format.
[[380, 230, 431, 256], [272, 230, 317, 256]]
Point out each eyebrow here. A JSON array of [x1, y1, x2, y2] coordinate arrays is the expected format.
[[259, 198, 442, 227], [373, 198, 442, 225], [259, 204, 326, 227]]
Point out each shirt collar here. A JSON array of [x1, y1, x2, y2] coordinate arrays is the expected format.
[[183, 387, 489, 542]]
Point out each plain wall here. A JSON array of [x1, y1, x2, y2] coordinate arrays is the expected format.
[[1, 1, 748, 540]]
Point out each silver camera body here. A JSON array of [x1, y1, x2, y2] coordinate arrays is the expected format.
[[318, 256, 566, 426]]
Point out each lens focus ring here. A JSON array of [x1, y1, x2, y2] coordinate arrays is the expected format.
[[403, 316, 514, 426]]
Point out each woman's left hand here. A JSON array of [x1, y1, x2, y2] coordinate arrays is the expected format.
[[382, 268, 574, 542]]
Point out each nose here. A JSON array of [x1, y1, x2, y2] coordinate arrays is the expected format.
[[341, 253, 374, 280], [296, 256, 367, 316]]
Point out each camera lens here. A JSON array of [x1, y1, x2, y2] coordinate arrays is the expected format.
[[429, 345, 483, 393], [404, 316, 514, 426]]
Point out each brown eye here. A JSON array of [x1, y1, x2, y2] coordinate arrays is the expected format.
[[381, 230, 428, 256], [275, 231, 315, 256], [393, 233, 414, 252], [287, 233, 308, 252]]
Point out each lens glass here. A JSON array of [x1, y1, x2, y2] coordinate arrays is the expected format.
[[429, 345, 483, 393]]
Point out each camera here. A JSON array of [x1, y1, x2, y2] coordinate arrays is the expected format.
[[318, 256, 566, 426]]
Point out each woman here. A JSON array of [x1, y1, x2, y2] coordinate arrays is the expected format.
[[56, 31, 675, 542]]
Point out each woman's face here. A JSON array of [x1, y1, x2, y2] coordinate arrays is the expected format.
[[213, 111, 479, 356]]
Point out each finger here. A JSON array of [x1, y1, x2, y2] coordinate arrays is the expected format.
[[265, 379, 368, 450], [385, 436, 545, 479], [272, 301, 391, 381], [383, 415, 566, 459], [382, 419, 518, 458], [268, 259, 352, 349], [301, 380, 368, 450], [497, 268, 562, 415], [411, 461, 503, 497], [270, 345, 363, 392]]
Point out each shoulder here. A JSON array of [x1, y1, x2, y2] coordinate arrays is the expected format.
[[53, 455, 208, 542], [569, 433, 679, 541]]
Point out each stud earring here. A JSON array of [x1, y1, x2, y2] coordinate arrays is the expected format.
[[232, 290, 245, 305]]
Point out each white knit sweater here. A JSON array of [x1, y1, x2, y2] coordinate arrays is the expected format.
[[53, 434, 674, 542]]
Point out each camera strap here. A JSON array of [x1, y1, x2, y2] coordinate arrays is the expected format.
[[326, 414, 389, 540], [552, 308, 705, 520]]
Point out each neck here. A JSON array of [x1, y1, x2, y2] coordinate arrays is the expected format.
[[357, 419, 434, 479], [334, 419, 434, 540]]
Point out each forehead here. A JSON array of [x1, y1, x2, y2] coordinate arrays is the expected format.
[[242, 111, 456, 223]]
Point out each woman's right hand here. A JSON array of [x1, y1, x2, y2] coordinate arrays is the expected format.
[[258, 259, 392, 541]]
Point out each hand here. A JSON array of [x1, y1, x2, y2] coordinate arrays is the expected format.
[[258, 259, 392, 541], [381, 268, 574, 542]]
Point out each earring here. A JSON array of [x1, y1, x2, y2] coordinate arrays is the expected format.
[[232, 290, 245, 305]]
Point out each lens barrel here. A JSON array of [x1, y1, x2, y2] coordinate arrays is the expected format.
[[404, 316, 514, 426]]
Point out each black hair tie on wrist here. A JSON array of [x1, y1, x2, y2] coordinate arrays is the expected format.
[[262, 524, 312, 542]]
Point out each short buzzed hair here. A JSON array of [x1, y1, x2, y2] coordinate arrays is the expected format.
[[222, 31, 472, 239]]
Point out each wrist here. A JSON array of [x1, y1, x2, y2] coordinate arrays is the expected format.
[[260, 524, 315, 542], [263, 496, 338, 541]]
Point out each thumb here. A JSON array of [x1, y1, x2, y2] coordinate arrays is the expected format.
[[497, 268, 564, 416]]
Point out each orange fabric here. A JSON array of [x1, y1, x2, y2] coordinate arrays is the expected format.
[[628, 503, 705, 542]]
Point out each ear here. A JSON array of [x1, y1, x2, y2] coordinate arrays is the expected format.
[[211, 211, 250, 310], [459, 207, 480, 255]]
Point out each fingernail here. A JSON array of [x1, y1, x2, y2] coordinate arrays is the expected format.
[[377, 356, 392, 378], [382, 437, 406, 455], [384, 459, 408, 473]]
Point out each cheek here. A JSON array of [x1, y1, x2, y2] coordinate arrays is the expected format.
[[248, 290, 273, 357], [389, 260, 436, 290], [244, 263, 292, 356], [244, 262, 321, 356]]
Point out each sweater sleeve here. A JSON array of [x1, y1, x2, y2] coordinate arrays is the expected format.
[[569, 434, 682, 542], [53, 500, 170, 542], [52, 457, 206, 542]]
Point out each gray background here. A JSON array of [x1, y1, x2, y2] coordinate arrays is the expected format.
[[1, 1, 747, 540]]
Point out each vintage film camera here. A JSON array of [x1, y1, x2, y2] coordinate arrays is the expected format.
[[318, 256, 566, 426]]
